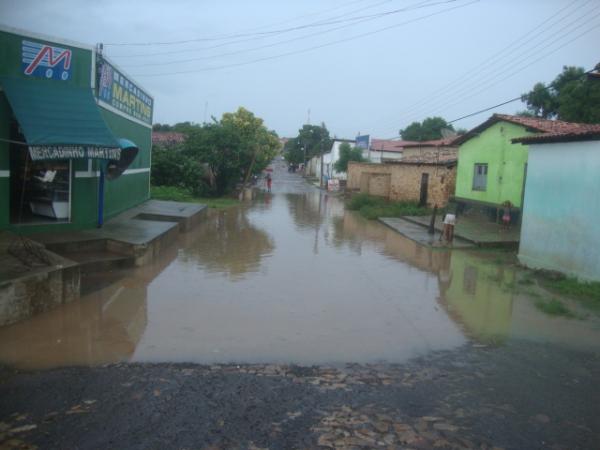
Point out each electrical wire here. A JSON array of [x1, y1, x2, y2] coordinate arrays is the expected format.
[[373, 0, 590, 131], [122, 0, 458, 68], [131, 0, 479, 77]]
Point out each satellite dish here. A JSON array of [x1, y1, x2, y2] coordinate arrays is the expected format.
[[440, 128, 457, 139]]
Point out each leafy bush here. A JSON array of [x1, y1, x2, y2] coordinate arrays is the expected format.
[[534, 299, 575, 318], [347, 194, 430, 220], [151, 145, 211, 196]]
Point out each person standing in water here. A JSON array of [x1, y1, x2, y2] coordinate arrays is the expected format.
[[266, 173, 272, 192]]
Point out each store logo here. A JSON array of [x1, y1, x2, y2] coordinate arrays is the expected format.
[[22, 40, 72, 81]]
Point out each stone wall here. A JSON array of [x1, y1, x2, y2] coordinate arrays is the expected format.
[[348, 162, 456, 207]]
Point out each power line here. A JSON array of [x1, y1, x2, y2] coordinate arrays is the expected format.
[[104, 0, 397, 46], [379, 66, 595, 139], [122, 0, 459, 68], [131, 0, 479, 77], [373, 0, 589, 132], [109, 0, 394, 58]]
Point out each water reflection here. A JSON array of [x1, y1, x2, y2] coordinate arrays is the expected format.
[[0, 184, 598, 370], [178, 207, 274, 280]]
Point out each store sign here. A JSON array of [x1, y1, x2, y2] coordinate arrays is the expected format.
[[97, 58, 153, 125], [22, 40, 72, 81], [29, 146, 121, 161], [327, 179, 340, 192], [356, 135, 370, 150]]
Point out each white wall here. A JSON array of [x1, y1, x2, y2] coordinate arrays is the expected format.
[[367, 150, 403, 164], [518, 140, 600, 281]]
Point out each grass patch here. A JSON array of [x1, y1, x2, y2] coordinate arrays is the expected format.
[[347, 194, 430, 220], [151, 185, 239, 209], [541, 275, 600, 313], [534, 298, 575, 318]]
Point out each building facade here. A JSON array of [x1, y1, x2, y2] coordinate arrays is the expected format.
[[0, 26, 153, 233], [452, 114, 572, 222], [514, 128, 600, 281], [347, 160, 457, 207]]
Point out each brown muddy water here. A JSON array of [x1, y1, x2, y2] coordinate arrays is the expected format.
[[1, 166, 599, 369]]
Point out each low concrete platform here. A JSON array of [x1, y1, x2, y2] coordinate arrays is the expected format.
[[400, 214, 520, 247], [35, 200, 207, 266], [379, 217, 474, 249], [1, 200, 207, 327], [0, 232, 80, 327]]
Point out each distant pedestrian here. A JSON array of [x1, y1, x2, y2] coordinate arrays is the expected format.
[[442, 212, 456, 244], [266, 173, 272, 192], [501, 201, 512, 231]]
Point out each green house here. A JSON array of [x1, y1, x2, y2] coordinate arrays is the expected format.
[[452, 114, 565, 221], [0, 25, 153, 233]]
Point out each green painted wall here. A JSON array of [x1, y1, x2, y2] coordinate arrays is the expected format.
[[455, 121, 533, 208]]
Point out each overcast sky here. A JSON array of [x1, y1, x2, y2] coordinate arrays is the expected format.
[[1, 0, 599, 139]]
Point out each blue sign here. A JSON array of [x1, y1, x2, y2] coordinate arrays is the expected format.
[[356, 135, 370, 149], [22, 40, 72, 81], [97, 57, 153, 125]]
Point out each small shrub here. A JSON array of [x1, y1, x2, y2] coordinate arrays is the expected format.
[[347, 194, 430, 220], [534, 299, 575, 318]]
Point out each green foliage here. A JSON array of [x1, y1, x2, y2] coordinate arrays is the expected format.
[[334, 143, 364, 172], [151, 144, 209, 196], [181, 107, 279, 195], [521, 66, 600, 123], [151, 186, 239, 209], [152, 121, 199, 133], [347, 194, 430, 220], [534, 298, 575, 318], [541, 276, 600, 313], [400, 117, 454, 141], [284, 123, 332, 165]]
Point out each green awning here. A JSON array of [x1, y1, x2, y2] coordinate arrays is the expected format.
[[0, 77, 121, 160]]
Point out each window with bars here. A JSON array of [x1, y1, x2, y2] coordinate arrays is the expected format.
[[472, 163, 488, 191]]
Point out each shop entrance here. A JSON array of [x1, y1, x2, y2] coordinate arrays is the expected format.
[[9, 120, 71, 225]]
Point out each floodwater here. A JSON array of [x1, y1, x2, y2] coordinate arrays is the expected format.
[[1, 161, 599, 370]]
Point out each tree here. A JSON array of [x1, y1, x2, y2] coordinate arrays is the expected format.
[[183, 107, 279, 195], [284, 123, 332, 165], [521, 66, 600, 123], [400, 117, 454, 141], [334, 143, 364, 173]]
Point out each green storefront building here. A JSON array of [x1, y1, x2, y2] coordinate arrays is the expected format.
[[0, 25, 152, 233]]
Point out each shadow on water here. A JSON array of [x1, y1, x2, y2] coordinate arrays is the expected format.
[[0, 174, 599, 369]]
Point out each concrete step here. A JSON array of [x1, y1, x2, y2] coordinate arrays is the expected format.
[[60, 250, 135, 273]]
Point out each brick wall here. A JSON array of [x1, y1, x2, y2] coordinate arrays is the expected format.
[[348, 162, 456, 207]]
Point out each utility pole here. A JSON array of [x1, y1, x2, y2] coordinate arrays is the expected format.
[[320, 140, 324, 188]]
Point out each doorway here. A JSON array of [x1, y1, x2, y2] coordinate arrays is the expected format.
[[419, 173, 429, 207]]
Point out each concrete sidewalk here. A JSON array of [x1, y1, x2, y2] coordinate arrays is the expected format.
[[379, 217, 474, 249], [401, 214, 520, 247]]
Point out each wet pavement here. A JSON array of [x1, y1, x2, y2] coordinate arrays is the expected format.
[[1, 160, 599, 449]]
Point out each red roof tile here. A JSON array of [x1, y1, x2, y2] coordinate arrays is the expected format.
[[370, 139, 418, 152], [152, 132, 186, 145], [451, 114, 592, 145], [402, 137, 458, 148], [512, 124, 600, 144]]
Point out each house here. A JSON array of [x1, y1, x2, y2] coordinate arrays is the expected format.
[[0, 26, 153, 232], [347, 154, 457, 207], [512, 124, 600, 281], [401, 138, 457, 162], [367, 139, 418, 163], [152, 132, 186, 147], [314, 138, 355, 182], [452, 114, 576, 223]]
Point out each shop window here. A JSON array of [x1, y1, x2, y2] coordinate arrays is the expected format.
[[472, 163, 488, 191], [9, 122, 71, 224]]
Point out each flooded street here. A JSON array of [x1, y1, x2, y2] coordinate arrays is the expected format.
[[1, 161, 599, 369], [1, 162, 600, 449]]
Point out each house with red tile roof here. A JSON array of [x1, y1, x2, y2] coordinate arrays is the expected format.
[[367, 139, 417, 163], [512, 125, 600, 281], [451, 113, 589, 224]]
